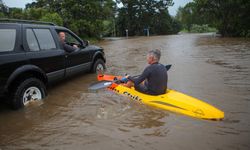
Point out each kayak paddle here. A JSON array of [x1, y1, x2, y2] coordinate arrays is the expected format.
[[88, 80, 114, 90]]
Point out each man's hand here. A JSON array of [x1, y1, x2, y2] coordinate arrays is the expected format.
[[121, 75, 130, 83], [73, 44, 78, 48], [121, 77, 128, 83]]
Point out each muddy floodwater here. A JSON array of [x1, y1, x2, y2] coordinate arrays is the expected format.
[[1, 33, 250, 150]]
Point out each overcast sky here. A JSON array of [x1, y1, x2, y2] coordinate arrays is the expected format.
[[3, 0, 193, 16], [168, 0, 193, 15]]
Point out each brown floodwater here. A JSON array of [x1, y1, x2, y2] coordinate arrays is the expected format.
[[0, 33, 250, 150]]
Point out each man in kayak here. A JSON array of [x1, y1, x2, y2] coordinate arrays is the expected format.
[[123, 49, 168, 95]]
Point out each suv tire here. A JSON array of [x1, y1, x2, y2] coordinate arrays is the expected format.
[[11, 78, 47, 109], [92, 59, 106, 73]]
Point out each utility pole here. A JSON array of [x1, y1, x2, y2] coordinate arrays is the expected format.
[[125, 29, 128, 38], [113, 18, 116, 37], [100, 0, 104, 38]]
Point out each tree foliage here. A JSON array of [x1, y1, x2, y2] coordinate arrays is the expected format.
[[40, 13, 63, 26], [195, 0, 250, 37], [177, 0, 250, 37], [116, 0, 180, 36], [24, 0, 115, 38]]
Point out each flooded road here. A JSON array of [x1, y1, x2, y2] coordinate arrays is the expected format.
[[1, 33, 250, 150]]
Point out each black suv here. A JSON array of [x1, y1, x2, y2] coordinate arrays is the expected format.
[[0, 19, 106, 109]]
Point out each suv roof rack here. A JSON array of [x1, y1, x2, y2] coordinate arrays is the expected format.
[[0, 18, 56, 26]]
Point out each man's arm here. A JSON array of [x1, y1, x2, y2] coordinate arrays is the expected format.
[[63, 43, 77, 53], [128, 67, 150, 85]]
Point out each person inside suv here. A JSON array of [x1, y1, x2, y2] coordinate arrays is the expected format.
[[59, 31, 78, 52]]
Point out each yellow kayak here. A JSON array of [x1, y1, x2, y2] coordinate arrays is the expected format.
[[97, 74, 224, 120]]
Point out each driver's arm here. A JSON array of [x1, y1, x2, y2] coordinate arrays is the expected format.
[[63, 43, 76, 53]]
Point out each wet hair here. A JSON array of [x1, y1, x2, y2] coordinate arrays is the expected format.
[[148, 49, 161, 61]]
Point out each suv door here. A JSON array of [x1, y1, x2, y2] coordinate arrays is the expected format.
[[58, 30, 91, 77], [23, 26, 65, 82], [0, 24, 24, 95]]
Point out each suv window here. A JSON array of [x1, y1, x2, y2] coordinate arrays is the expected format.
[[26, 29, 40, 51], [57, 30, 81, 46], [65, 32, 80, 45], [0, 29, 16, 52], [34, 29, 56, 50]]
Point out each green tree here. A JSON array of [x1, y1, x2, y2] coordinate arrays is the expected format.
[[116, 0, 178, 36], [0, 0, 7, 15], [23, 8, 48, 20], [7, 8, 23, 19], [27, 0, 116, 38], [178, 0, 250, 37], [0, 12, 4, 18], [40, 13, 63, 26], [175, 2, 207, 31], [195, 0, 250, 37]]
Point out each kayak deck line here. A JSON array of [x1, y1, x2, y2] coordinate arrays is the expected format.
[[150, 100, 187, 111], [97, 74, 225, 121]]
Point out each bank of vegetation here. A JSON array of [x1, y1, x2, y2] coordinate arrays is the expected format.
[[176, 0, 250, 37], [0, 0, 249, 38]]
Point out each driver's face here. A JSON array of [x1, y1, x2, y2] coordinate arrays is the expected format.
[[59, 32, 66, 42]]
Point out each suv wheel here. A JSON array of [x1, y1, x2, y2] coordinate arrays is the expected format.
[[11, 78, 46, 109], [92, 59, 106, 73]]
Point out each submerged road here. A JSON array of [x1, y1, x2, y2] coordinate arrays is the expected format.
[[1, 33, 250, 150]]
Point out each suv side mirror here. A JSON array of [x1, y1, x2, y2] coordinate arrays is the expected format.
[[85, 40, 89, 46], [81, 40, 89, 48]]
